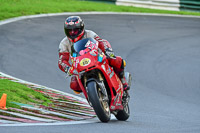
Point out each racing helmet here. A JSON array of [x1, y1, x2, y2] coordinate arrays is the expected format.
[[64, 16, 85, 43]]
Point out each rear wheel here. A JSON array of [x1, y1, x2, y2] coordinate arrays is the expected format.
[[115, 91, 130, 121], [115, 72, 131, 121], [115, 102, 130, 121], [87, 81, 110, 122]]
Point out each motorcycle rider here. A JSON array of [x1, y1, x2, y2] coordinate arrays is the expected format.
[[58, 16, 129, 94]]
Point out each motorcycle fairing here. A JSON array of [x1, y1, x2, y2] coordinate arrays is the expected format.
[[70, 38, 124, 112]]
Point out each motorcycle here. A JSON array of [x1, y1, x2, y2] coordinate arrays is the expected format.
[[69, 38, 132, 122]]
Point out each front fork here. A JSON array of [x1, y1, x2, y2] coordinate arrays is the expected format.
[[84, 71, 109, 105]]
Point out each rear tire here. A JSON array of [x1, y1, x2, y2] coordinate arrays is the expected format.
[[115, 103, 130, 121], [115, 72, 131, 121], [87, 81, 111, 122]]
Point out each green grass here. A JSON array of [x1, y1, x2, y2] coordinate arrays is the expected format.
[[0, 79, 52, 108], [0, 0, 200, 21]]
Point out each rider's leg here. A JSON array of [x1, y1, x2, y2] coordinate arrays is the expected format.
[[97, 39, 130, 91], [108, 56, 130, 91]]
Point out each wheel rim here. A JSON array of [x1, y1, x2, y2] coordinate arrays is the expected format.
[[98, 88, 110, 115], [123, 103, 129, 114], [122, 90, 130, 114]]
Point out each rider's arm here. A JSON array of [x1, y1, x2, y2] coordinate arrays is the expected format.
[[95, 36, 111, 53], [92, 32, 115, 58], [94, 35, 115, 58], [58, 52, 71, 72], [86, 30, 112, 53], [58, 39, 71, 72]]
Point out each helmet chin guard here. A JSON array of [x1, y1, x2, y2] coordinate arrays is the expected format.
[[68, 30, 85, 43]]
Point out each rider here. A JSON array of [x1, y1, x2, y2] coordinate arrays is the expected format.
[[58, 16, 129, 94]]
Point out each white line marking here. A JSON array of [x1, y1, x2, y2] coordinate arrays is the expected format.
[[0, 119, 99, 127], [0, 120, 21, 124], [0, 115, 116, 127], [20, 106, 86, 120], [0, 12, 199, 26], [0, 110, 57, 122]]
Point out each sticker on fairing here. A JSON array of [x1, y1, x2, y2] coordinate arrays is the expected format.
[[80, 58, 91, 66]]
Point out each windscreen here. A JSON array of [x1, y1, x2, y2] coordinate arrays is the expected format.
[[71, 38, 97, 57]]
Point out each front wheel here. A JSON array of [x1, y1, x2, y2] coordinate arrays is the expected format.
[[87, 81, 111, 122]]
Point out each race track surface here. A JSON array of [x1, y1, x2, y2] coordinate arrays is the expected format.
[[0, 14, 200, 133]]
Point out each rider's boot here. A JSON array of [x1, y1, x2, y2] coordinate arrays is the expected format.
[[70, 76, 82, 94], [119, 60, 130, 91], [119, 71, 130, 91]]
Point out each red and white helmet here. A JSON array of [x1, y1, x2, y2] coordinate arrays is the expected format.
[[64, 16, 85, 43]]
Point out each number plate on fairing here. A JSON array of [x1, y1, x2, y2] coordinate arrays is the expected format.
[[80, 58, 91, 66]]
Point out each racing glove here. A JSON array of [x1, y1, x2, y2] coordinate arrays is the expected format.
[[105, 48, 116, 59], [64, 66, 72, 77]]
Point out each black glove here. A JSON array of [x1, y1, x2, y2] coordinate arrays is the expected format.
[[105, 48, 116, 58], [64, 66, 72, 77]]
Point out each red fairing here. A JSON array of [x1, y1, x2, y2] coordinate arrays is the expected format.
[[58, 52, 71, 72]]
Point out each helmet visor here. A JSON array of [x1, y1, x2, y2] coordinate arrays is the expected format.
[[69, 28, 79, 37]]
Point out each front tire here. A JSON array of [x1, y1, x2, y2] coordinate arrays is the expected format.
[[87, 81, 110, 122]]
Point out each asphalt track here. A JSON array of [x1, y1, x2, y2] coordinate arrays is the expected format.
[[0, 13, 200, 133]]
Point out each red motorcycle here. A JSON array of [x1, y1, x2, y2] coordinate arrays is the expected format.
[[69, 38, 132, 122]]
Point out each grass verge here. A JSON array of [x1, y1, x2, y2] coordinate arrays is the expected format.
[[0, 79, 52, 109], [0, 0, 200, 21]]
